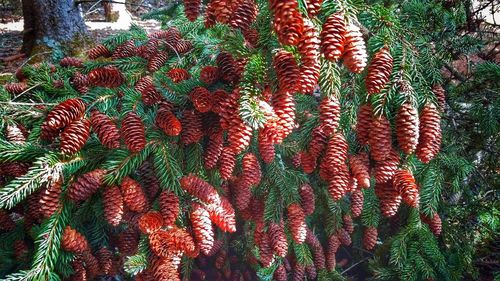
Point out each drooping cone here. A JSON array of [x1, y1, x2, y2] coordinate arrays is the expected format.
[[227, 114, 253, 154], [88, 66, 124, 88], [342, 23, 368, 73], [274, 264, 287, 281], [155, 103, 182, 137], [216, 52, 240, 84], [305, 0, 322, 17], [69, 259, 87, 281], [299, 184, 315, 216], [396, 102, 419, 154], [363, 227, 378, 250], [230, 0, 258, 31], [416, 103, 441, 163], [205, 239, 223, 257], [39, 180, 62, 218], [234, 178, 252, 211], [90, 110, 120, 148], [206, 196, 236, 233], [375, 181, 402, 217], [270, 0, 304, 46], [138, 211, 164, 234], [82, 251, 100, 278], [87, 44, 110, 59], [43, 98, 86, 130], [273, 49, 300, 92], [181, 110, 204, 145], [258, 133, 275, 163], [365, 47, 393, 94], [337, 228, 351, 246], [117, 228, 139, 256], [319, 96, 341, 136], [306, 264, 317, 280], [200, 66, 219, 85], [298, 19, 321, 94], [60, 119, 91, 155], [307, 125, 328, 160], [71, 71, 89, 93], [328, 165, 350, 200], [204, 131, 224, 170], [219, 147, 236, 180], [421, 213, 442, 236], [254, 228, 275, 267], [158, 190, 179, 227], [369, 115, 392, 161], [5, 123, 26, 144], [393, 169, 419, 208], [183, 0, 201, 21], [320, 12, 346, 61], [150, 227, 197, 257], [120, 177, 148, 213], [350, 189, 364, 218], [374, 150, 400, 184], [268, 221, 288, 257], [343, 214, 354, 234], [103, 185, 123, 226], [356, 104, 372, 145], [190, 87, 213, 113], [349, 154, 371, 188], [180, 174, 221, 204], [191, 203, 215, 255], [287, 203, 307, 244], [96, 247, 113, 275], [305, 229, 326, 270], [121, 112, 146, 153], [167, 68, 190, 83], [292, 262, 305, 281], [67, 169, 106, 202], [61, 226, 90, 254], [241, 153, 262, 187], [325, 132, 348, 170], [151, 253, 182, 281], [173, 39, 193, 54], [432, 84, 446, 110], [273, 90, 296, 142], [325, 234, 339, 271]]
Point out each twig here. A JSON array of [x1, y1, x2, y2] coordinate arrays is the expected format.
[[84, 0, 103, 16], [75, 0, 149, 7], [16, 51, 53, 74], [12, 83, 42, 101], [443, 63, 467, 82], [0, 101, 57, 106], [341, 257, 371, 274]]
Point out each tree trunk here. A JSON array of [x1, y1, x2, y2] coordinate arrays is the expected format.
[[21, 0, 87, 55], [102, 0, 131, 23]]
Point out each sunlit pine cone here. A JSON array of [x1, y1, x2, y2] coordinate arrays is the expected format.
[[270, 0, 304, 46], [4, 82, 28, 95], [320, 12, 346, 61], [273, 90, 296, 142], [151, 253, 182, 281], [325, 132, 348, 170], [396, 102, 419, 154], [96, 247, 113, 275], [191, 203, 214, 255], [273, 49, 300, 92], [416, 103, 442, 163], [179, 174, 221, 204], [39, 180, 62, 218], [0, 209, 15, 232], [363, 226, 378, 250], [319, 96, 341, 136], [180, 109, 203, 145], [356, 104, 372, 145], [5, 123, 26, 144], [432, 84, 446, 110], [87, 44, 110, 59], [111, 40, 136, 60], [241, 153, 262, 186], [318, 154, 331, 180], [233, 177, 252, 211], [158, 190, 179, 227], [254, 228, 275, 267], [374, 150, 400, 184], [258, 133, 275, 164], [204, 131, 224, 170], [218, 89, 240, 129], [365, 47, 393, 94], [151, 228, 197, 257], [230, 0, 257, 31], [67, 169, 106, 202], [82, 251, 100, 278], [274, 264, 287, 281], [190, 87, 213, 113], [71, 71, 89, 94], [101, 186, 123, 226], [60, 57, 84, 68], [138, 211, 164, 234], [155, 105, 181, 137], [121, 112, 146, 152], [394, 169, 419, 208], [183, 0, 201, 21], [268, 221, 288, 257], [217, 52, 240, 84], [219, 147, 237, 180], [89, 110, 120, 149], [60, 119, 91, 155], [342, 23, 368, 73], [375, 181, 402, 217], [421, 213, 442, 236], [167, 68, 190, 83], [135, 76, 162, 106], [61, 226, 89, 254], [148, 51, 169, 72], [305, 0, 322, 17], [299, 184, 315, 216], [292, 262, 305, 281], [88, 66, 124, 88], [326, 234, 339, 271], [174, 38, 193, 54], [350, 189, 364, 218], [120, 177, 148, 213], [117, 228, 139, 256], [200, 66, 219, 85], [349, 154, 370, 189], [206, 196, 237, 233], [287, 203, 307, 244], [328, 165, 350, 200], [369, 115, 392, 161], [298, 19, 321, 94], [43, 98, 86, 130]]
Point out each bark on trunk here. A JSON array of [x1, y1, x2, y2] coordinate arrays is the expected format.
[[102, 0, 131, 23], [21, 0, 87, 55]]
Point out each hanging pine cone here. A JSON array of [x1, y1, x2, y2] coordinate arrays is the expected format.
[[190, 87, 213, 113], [191, 203, 214, 255], [268, 221, 288, 257], [305, 0, 322, 17], [175, 39, 193, 54], [71, 71, 89, 94], [255, 228, 275, 267], [121, 112, 146, 153], [243, 28, 259, 47], [138, 211, 164, 234], [393, 169, 419, 208], [292, 152, 302, 168], [120, 177, 148, 213], [219, 147, 237, 180], [90, 110, 120, 149], [206, 196, 237, 233], [375, 181, 402, 217], [204, 131, 224, 170], [44, 98, 86, 130], [363, 227, 378, 250], [299, 184, 315, 216], [111, 40, 136, 60], [0, 210, 15, 232], [4, 82, 28, 95], [270, 0, 304, 46], [13, 240, 29, 261], [369, 115, 392, 161], [117, 228, 139, 256], [87, 44, 110, 59], [287, 203, 307, 244], [349, 154, 371, 189], [234, 179, 252, 211], [39, 180, 62, 218], [356, 104, 372, 145], [319, 96, 341, 136], [298, 20, 321, 95], [337, 228, 352, 246], [328, 165, 350, 200], [60, 119, 91, 155], [421, 213, 442, 236], [258, 133, 275, 163], [342, 23, 368, 73], [82, 251, 100, 278], [374, 150, 400, 184], [181, 110, 203, 145], [60, 57, 84, 68], [273, 49, 300, 92], [432, 84, 446, 110], [167, 68, 191, 83], [70, 259, 87, 281], [306, 264, 317, 280], [5, 123, 26, 144], [325, 132, 348, 170], [350, 189, 364, 218], [343, 214, 354, 234], [96, 247, 113, 275], [218, 89, 239, 129], [200, 66, 219, 85], [149, 228, 197, 257], [396, 102, 419, 154], [103, 185, 123, 226], [365, 47, 393, 94], [158, 190, 179, 227], [292, 262, 305, 281], [301, 151, 317, 173], [67, 169, 106, 202], [320, 12, 346, 61], [183, 0, 201, 21], [305, 229, 326, 270], [274, 264, 287, 281], [216, 52, 240, 84], [416, 103, 441, 163], [88, 66, 124, 88], [61, 226, 89, 254], [307, 126, 328, 161], [273, 90, 296, 142], [241, 153, 262, 186], [180, 174, 221, 204], [230, 0, 257, 31]]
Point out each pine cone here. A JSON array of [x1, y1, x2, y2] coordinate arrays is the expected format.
[[82, 251, 100, 278], [167, 68, 191, 83], [273, 90, 296, 142], [328, 165, 350, 200], [183, 0, 201, 21], [150, 227, 197, 257], [396, 102, 419, 154], [180, 175, 221, 205], [342, 24, 368, 73], [174, 39, 193, 54], [135, 76, 162, 106], [350, 189, 364, 218], [307, 126, 328, 160], [306, 229, 326, 270], [67, 169, 106, 202], [61, 226, 89, 254], [156, 103, 182, 136], [416, 103, 441, 163], [117, 228, 139, 256], [216, 52, 240, 84], [90, 110, 120, 148], [274, 264, 287, 281], [0, 210, 15, 232], [320, 12, 346, 61], [218, 89, 240, 129], [319, 96, 341, 136], [60, 57, 84, 68], [343, 214, 354, 234], [254, 228, 275, 267], [5, 123, 26, 144], [138, 211, 164, 234], [158, 190, 179, 226], [148, 51, 169, 72], [298, 20, 321, 95], [87, 44, 110, 59], [305, 0, 322, 17], [258, 133, 275, 163], [326, 234, 340, 271], [43, 98, 86, 130], [306, 264, 317, 280], [230, 0, 257, 31], [4, 82, 28, 94], [88, 66, 124, 88], [200, 66, 219, 85], [219, 147, 236, 180], [228, 116, 253, 154], [337, 228, 351, 246], [287, 203, 307, 244], [365, 47, 393, 94], [0, 162, 30, 178], [375, 181, 402, 217], [205, 239, 223, 257], [325, 132, 348, 170], [421, 213, 442, 236], [268, 221, 288, 257], [13, 240, 29, 261], [60, 119, 91, 154], [273, 49, 300, 92], [356, 104, 372, 145], [151, 254, 182, 281], [292, 152, 302, 168], [369, 115, 392, 161], [270, 0, 304, 46], [234, 178, 252, 211], [301, 151, 317, 174], [111, 40, 136, 60], [103, 185, 123, 226], [292, 262, 305, 281], [96, 247, 113, 275], [191, 203, 214, 255], [206, 196, 237, 233], [241, 153, 262, 187], [363, 226, 378, 250], [71, 71, 89, 93], [181, 110, 203, 145], [39, 180, 62, 218], [349, 154, 371, 189], [121, 112, 146, 153], [243, 28, 259, 47], [190, 87, 213, 113], [432, 84, 446, 110], [394, 169, 419, 208], [374, 150, 400, 184], [70, 259, 87, 281], [299, 184, 315, 216], [120, 177, 148, 213], [204, 131, 224, 169]]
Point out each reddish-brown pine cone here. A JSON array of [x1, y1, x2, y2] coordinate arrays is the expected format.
[[180, 174, 221, 204], [393, 169, 419, 208], [147, 51, 169, 72], [416, 103, 442, 163], [273, 90, 296, 142], [292, 262, 305, 281], [287, 203, 307, 244], [0, 162, 30, 177], [135, 270, 155, 281], [204, 0, 217, 27], [218, 89, 240, 129], [337, 228, 351, 246], [270, 0, 304, 46], [204, 239, 223, 257], [432, 84, 446, 110], [365, 47, 393, 94], [305, 0, 322, 17], [82, 251, 100, 278], [200, 66, 219, 85], [96, 247, 113, 275], [396, 102, 419, 155], [350, 189, 364, 218], [307, 126, 328, 161], [298, 20, 321, 95], [328, 165, 350, 200], [69, 259, 87, 281], [167, 68, 191, 83], [60, 119, 91, 155], [87, 44, 110, 59], [183, 0, 201, 21], [254, 228, 275, 267], [230, 0, 257, 31], [369, 115, 392, 161], [241, 153, 262, 186], [13, 240, 29, 261], [258, 132, 275, 163], [52, 79, 64, 88], [67, 169, 106, 202], [180, 109, 203, 145], [60, 57, 84, 68], [88, 66, 124, 88], [44, 98, 86, 130], [363, 226, 378, 250], [156, 105, 181, 137], [151, 254, 182, 281], [137, 40, 159, 60], [158, 190, 179, 226], [326, 234, 340, 271], [102, 185, 123, 226], [4, 82, 28, 94], [306, 264, 317, 280], [206, 196, 237, 233], [216, 52, 240, 84], [318, 154, 331, 180], [121, 177, 148, 213], [342, 214, 354, 234], [191, 203, 215, 255], [219, 147, 237, 180], [274, 264, 287, 281], [39, 180, 62, 218], [243, 28, 259, 47], [305, 229, 326, 270], [268, 221, 288, 257], [121, 112, 146, 153], [25, 191, 43, 223], [421, 213, 442, 236], [292, 152, 302, 168], [117, 228, 139, 256], [273, 50, 300, 92], [111, 40, 136, 60], [299, 184, 315, 216], [0, 210, 15, 232], [319, 96, 341, 136], [61, 226, 89, 254], [71, 71, 89, 94], [375, 181, 402, 217], [325, 132, 348, 170], [234, 178, 252, 211], [320, 12, 346, 61], [135, 76, 162, 106], [138, 162, 160, 198], [349, 155, 371, 189], [150, 228, 197, 257], [204, 131, 224, 170], [374, 150, 400, 184], [356, 104, 372, 145], [174, 39, 193, 54], [342, 23, 368, 73], [90, 110, 120, 149], [138, 211, 164, 234], [5, 123, 26, 144], [190, 87, 213, 113]]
